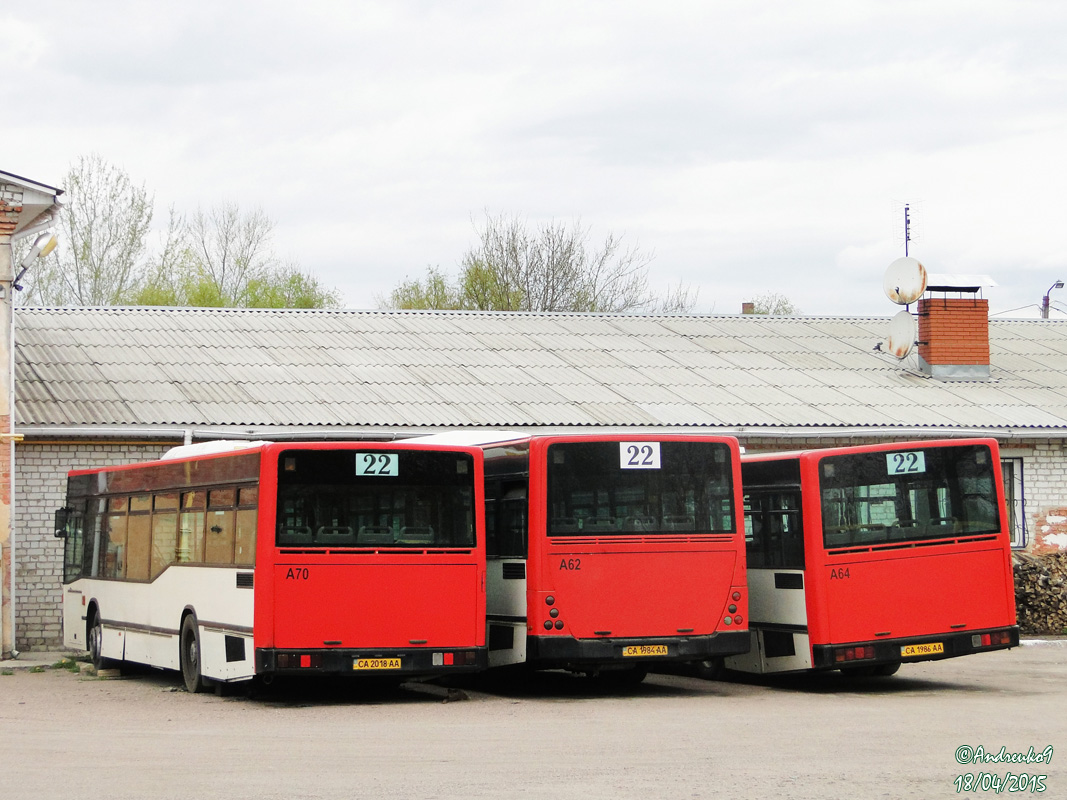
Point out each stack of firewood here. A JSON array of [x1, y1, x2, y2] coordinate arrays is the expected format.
[[1013, 552, 1067, 635]]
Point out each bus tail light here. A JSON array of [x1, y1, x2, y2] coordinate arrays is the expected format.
[[432, 651, 478, 666], [973, 631, 1012, 648], [833, 645, 875, 663], [277, 653, 322, 669]]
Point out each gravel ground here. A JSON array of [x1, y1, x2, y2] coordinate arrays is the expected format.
[[1, 643, 1065, 800]]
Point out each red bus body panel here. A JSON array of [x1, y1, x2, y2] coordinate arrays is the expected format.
[[795, 439, 1018, 649], [525, 435, 748, 652], [268, 560, 483, 648], [537, 545, 739, 638], [254, 442, 487, 655], [812, 546, 1015, 644]]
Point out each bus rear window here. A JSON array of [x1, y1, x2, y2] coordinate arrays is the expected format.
[[275, 449, 476, 548], [546, 440, 735, 536], [819, 444, 1001, 548]]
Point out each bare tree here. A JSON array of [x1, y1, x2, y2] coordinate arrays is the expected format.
[[133, 203, 342, 309], [186, 202, 275, 305], [381, 213, 696, 313], [18, 154, 153, 306], [655, 280, 701, 313], [14, 155, 341, 310]]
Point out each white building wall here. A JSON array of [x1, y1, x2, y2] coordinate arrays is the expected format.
[[14, 441, 169, 651], [1013, 440, 1067, 553]]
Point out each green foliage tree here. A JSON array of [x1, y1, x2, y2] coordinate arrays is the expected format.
[[750, 291, 800, 316], [380, 213, 696, 313], [17, 155, 341, 310]]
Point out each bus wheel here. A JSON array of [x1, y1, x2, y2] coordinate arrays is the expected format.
[[873, 662, 901, 677], [87, 608, 113, 671], [180, 615, 205, 693]]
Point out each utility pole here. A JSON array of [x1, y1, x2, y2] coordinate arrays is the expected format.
[[0, 171, 62, 657], [1042, 280, 1064, 319]]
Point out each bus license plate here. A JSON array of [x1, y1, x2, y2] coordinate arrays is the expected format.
[[900, 642, 944, 658], [622, 645, 669, 657], [353, 657, 402, 671]]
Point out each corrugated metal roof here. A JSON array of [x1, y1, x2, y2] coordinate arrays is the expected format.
[[13, 307, 1067, 435]]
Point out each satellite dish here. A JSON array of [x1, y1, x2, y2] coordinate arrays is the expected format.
[[883, 310, 917, 359], [883, 257, 927, 305]]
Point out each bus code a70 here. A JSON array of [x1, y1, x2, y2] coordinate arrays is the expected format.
[[54, 440, 488, 691]]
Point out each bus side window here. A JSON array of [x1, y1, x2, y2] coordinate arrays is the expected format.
[[104, 511, 128, 579], [61, 509, 85, 583], [150, 493, 180, 579], [484, 482, 498, 557], [746, 490, 803, 569], [235, 487, 257, 566], [179, 491, 207, 563], [500, 489, 527, 557], [126, 495, 152, 581], [206, 489, 237, 565], [486, 480, 527, 558]]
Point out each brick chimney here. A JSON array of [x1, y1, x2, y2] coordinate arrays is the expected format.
[[917, 296, 990, 380]]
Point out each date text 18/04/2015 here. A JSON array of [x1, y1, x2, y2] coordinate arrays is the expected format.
[[953, 772, 1046, 794]]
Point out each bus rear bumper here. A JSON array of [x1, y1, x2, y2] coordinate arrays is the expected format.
[[526, 630, 751, 668], [811, 625, 1020, 670], [256, 646, 489, 677]]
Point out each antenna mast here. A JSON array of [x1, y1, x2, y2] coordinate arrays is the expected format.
[[903, 203, 911, 257]]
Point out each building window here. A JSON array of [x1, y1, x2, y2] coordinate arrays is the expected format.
[[1001, 458, 1026, 548]]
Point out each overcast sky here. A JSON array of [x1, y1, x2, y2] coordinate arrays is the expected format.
[[6, 1, 1067, 317]]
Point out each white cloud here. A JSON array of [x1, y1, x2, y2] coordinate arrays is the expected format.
[[5, 1, 1067, 319]]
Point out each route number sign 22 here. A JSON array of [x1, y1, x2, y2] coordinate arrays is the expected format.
[[356, 453, 399, 476], [886, 451, 926, 476], [620, 442, 661, 469]]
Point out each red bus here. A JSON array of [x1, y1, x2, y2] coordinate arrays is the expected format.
[[418, 432, 749, 682], [54, 440, 488, 691], [728, 438, 1019, 676]]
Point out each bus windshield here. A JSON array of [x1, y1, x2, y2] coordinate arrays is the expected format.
[[819, 444, 1001, 548], [276, 449, 476, 548], [546, 440, 735, 536]]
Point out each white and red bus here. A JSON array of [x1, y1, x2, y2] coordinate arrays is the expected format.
[[55, 441, 487, 691], [728, 438, 1019, 676], [417, 432, 749, 682]]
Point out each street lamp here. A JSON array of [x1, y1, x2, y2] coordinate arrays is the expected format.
[[1042, 280, 1065, 319], [12, 232, 58, 292]]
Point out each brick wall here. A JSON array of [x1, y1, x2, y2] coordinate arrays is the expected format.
[[13, 441, 169, 651], [1, 183, 24, 236], [918, 297, 991, 366]]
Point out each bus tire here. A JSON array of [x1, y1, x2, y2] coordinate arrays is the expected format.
[[873, 661, 901, 677], [180, 615, 205, 693], [87, 608, 116, 672]]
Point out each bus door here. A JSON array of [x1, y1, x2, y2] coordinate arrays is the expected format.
[[727, 482, 810, 674], [484, 483, 528, 667]]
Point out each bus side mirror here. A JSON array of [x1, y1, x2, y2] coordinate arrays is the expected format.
[[54, 507, 71, 539]]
